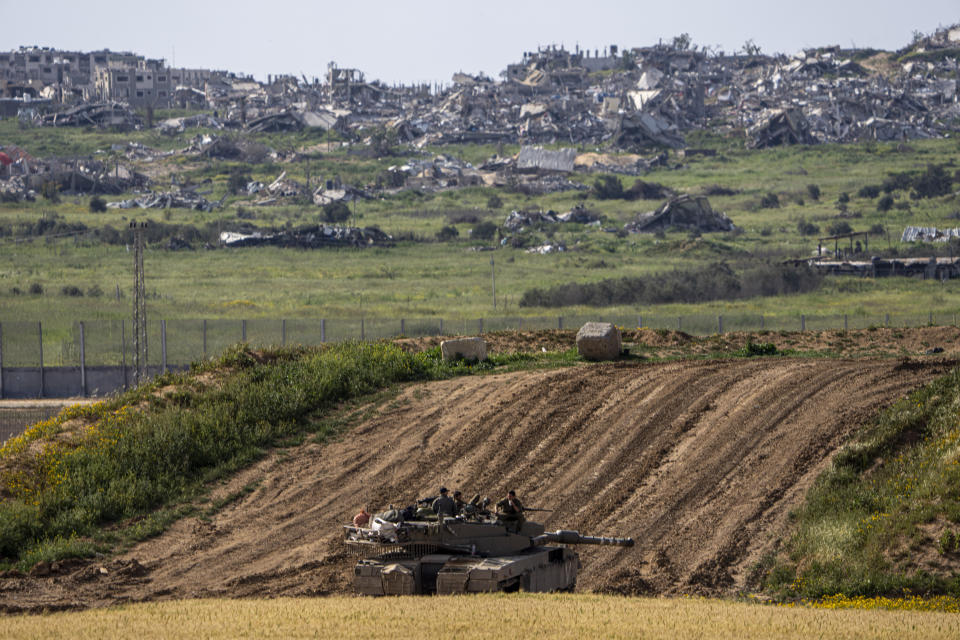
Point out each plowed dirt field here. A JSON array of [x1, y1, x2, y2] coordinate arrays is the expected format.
[[0, 356, 954, 611]]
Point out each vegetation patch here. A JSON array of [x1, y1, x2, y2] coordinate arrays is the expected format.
[[519, 262, 822, 308], [765, 366, 960, 599]]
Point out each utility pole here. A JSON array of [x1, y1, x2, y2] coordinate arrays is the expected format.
[[490, 257, 496, 310], [132, 221, 147, 386]]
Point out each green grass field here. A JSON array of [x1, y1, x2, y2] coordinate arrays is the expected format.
[[3, 121, 960, 327]]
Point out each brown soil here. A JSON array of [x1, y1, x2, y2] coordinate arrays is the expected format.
[[396, 326, 960, 360], [0, 353, 953, 612]]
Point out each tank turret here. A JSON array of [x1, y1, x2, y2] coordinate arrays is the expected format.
[[345, 509, 633, 595]]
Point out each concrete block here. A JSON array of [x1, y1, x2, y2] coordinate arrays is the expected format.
[[441, 337, 487, 363], [576, 322, 621, 361]]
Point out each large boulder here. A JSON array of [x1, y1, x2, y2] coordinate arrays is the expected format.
[[576, 322, 622, 361], [440, 337, 487, 363]]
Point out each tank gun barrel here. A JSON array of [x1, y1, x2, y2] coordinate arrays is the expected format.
[[531, 529, 634, 547]]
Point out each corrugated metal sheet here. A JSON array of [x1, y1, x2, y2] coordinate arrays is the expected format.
[[516, 146, 577, 173]]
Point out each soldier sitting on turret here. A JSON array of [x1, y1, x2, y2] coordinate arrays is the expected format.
[[432, 487, 456, 518], [452, 490, 467, 515], [496, 490, 525, 532]]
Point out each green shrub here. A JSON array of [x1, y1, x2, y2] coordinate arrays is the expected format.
[[323, 201, 352, 224], [436, 225, 459, 241], [40, 181, 60, 203], [797, 219, 820, 236], [807, 184, 821, 201], [89, 196, 107, 213], [877, 195, 894, 212], [471, 221, 497, 241], [486, 194, 503, 209], [760, 192, 780, 209], [593, 175, 624, 200]]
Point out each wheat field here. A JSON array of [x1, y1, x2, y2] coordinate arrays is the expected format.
[[3, 594, 959, 640]]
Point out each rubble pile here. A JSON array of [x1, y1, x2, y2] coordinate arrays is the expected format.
[[107, 188, 221, 211], [625, 195, 735, 233], [0, 145, 149, 199], [503, 205, 600, 231], [11, 27, 958, 157], [40, 102, 143, 129], [220, 224, 393, 249]]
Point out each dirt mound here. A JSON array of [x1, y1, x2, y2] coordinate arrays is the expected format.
[[392, 326, 960, 360], [0, 357, 953, 610]]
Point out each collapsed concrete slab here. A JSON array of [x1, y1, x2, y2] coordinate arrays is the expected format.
[[576, 322, 621, 361], [625, 194, 735, 233], [440, 337, 487, 362]]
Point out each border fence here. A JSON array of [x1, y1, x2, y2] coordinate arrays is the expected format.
[[0, 311, 955, 399]]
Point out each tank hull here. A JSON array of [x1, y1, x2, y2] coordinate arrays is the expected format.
[[353, 546, 580, 595]]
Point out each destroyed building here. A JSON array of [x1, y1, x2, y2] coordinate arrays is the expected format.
[[625, 195, 735, 233], [5, 25, 960, 154]]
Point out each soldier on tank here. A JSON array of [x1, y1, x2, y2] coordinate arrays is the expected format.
[[452, 490, 467, 515], [496, 490, 525, 531], [432, 487, 456, 518]]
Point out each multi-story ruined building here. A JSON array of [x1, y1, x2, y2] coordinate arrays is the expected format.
[[1, 46, 244, 108]]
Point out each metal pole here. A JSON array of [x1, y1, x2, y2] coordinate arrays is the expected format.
[[885, 313, 890, 327], [760, 315, 764, 330], [161, 319, 167, 375], [202, 319, 207, 359], [241, 319, 247, 343], [801, 315, 806, 332], [677, 316, 682, 331], [439, 318, 443, 335], [401, 318, 405, 336], [638, 315, 642, 329], [361, 316, 365, 341], [121, 319, 127, 391], [490, 257, 496, 310], [718, 315, 723, 334], [281, 319, 286, 346], [79, 321, 86, 397], [38, 321, 44, 398], [479, 318, 484, 334], [844, 314, 848, 331], [321, 318, 326, 343], [558, 316, 563, 330], [929, 310, 934, 326]]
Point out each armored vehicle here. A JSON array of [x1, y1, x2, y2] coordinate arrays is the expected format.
[[344, 511, 633, 595]]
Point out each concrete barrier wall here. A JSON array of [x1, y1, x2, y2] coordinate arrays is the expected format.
[[0, 365, 187, 399]]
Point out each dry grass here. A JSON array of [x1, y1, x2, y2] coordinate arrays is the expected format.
[[3, 594, 959, 640]]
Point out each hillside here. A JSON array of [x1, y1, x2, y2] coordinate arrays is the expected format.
[[0, 354, 951, 612]]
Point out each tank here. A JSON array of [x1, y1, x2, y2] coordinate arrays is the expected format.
[[344, 507, 634, 595]]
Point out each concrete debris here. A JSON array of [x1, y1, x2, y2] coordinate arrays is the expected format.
[[747, 108, 815, 148], [0, 147, 150, 199], [625, 194, 735, 233], [576, 322, 622, 361], [40, 102, 142, 129], [440, 337, 487, 362], [901, 226, 960, 243], [158, 114, 223, 134], [526, 242, 567, 255], [107, 188, 220, 211], [504, 205, 600, 231], [220, 224, 392, 249], [9, 27, 960, 159]]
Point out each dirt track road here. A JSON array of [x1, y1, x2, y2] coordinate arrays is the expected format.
[[0, 357, 952, 610]]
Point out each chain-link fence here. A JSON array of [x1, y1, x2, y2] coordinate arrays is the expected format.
[[1, 312, 957, 370]]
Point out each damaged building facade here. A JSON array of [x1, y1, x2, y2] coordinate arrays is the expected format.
[[6, 29, 960, 149]]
